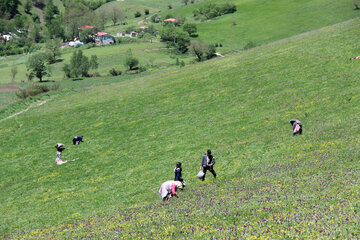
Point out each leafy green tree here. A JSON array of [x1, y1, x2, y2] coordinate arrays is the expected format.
[[183, 23, 197, 36], [29, 24, 42, 43], [90, 55, 98, 70], [124, 49, 139, 70], [182, 0, 189, 5], [62, 63, 71, 78], [79, 28, 95, 43], [0, 0, 21, 18], [97, 8, 107, 26], [206, 43, 216, 59], [159, 25, 190, 53], [45, 39, 61, 64], [189, 40, 207, 61], [44, 0, 59, 25], [26, 52, 49, 82], [189, 40, 216, 61], [64, 2, 98, 41], [69, 50, 89, 77], [110, 6, 124, 25], [46, 16, 65, 40], [24, 0, 32, 13]]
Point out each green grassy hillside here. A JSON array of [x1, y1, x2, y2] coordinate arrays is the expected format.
[[166, 0, 360, 52], [2, 17, 360, 238]]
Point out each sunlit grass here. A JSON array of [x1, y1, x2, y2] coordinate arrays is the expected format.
[[2, 15, 360, 239]]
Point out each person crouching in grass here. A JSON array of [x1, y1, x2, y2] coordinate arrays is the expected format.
[[55, 143, 67, 165], [159, 180, 183, 202]]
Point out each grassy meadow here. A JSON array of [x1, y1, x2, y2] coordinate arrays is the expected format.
[[164, 0, 360, 52], [1, 15, 360, 238]]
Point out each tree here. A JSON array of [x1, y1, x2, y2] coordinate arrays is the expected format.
[[354, 0, 360, 9], [159, 25, 190, 53], [46, 16, 65, 40], [124, 49, 139, 70], [90, 55, 98, 70], [144, 9, 149, 15], [183, 23, 197, 36], [24, 0, 32, 14], [69, 50, 89, 77], [45, 39, 61, 64], [110, 6, 124, 25], [44, 0, 59, 25], [98, 9, 107, 26], [11, 64, 18, 83], [29, 24, 42, 43], [0, 0, 21, 18], [189, 40, 207, 61], [26, 53, 49, 82], [189, 40, 216, 61], [64, 2, 98, 41], [182, 0, 189, 5]]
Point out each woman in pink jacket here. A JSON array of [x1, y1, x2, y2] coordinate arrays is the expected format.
[[159, 180, 183, 201]]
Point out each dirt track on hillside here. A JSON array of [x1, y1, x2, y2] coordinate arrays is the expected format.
[[0, 85, 20, 92]]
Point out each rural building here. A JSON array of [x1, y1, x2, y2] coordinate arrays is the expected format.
[[164, 18, 179, 26], [95, 32, 115, 45], [116, 31, 138, 38]]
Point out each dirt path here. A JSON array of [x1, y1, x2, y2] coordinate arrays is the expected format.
[[1, 99, 51, 121], [0, 84, 21, 92]]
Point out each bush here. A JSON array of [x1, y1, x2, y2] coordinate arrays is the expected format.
[[124, 49, 139, 70], [134, 11, 141, 18], [145, 9, 149, 15], [151, 14, 161, 23], [243, 41, 256, 50], [15, 84, 55, 99], [109, 68, 122, 76], [193, 3, 237, 20]]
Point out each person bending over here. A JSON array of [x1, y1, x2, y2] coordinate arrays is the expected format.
[[159, 180, 183, 202]]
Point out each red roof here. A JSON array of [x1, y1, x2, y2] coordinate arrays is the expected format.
[[164, 18, 178, 22], [79, 25, 95, 29], [97, 32, 108, 36]]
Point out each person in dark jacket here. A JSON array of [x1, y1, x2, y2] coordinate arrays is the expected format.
[[200, 149, 216, 181], [289, 119, 302, 136], [174, 162, 183, 181], [73, 136, 84, 145]]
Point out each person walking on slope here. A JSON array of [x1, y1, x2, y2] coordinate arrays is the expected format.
[[159, 180, 183, 202], [200, 149, 216, 181], [290, 119, 302, 136], [174, 162, 183, 181]]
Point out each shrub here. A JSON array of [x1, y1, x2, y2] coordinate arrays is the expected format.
[[144, 9, 149, 15], [134, 11, 141, 18], [124, 49, 139, 70], [109, 68, 122, 76], [15, 84, 53, 99], [194, 3, 237, 20], [243, 41, 256, 50]]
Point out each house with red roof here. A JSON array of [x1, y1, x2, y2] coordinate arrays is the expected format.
[[95, 32, 115, 45], [164, 18, 180, 26]]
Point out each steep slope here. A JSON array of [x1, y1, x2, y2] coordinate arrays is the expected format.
[[1, 18, 360, 238]]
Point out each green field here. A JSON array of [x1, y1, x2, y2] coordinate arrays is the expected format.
[[164, 0, 360, 52], [2, 14, 360, 238]]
